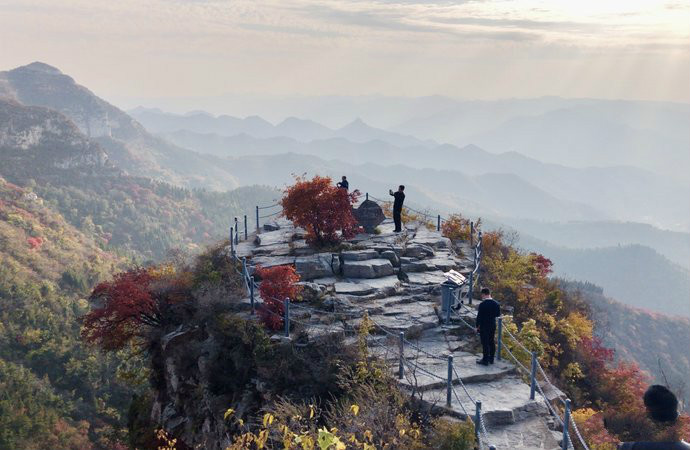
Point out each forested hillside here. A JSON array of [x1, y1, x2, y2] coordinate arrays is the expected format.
[[559, 280, 690, 412], [0, 80, 278, 450], [0, 177, 132, 449], [0, 98, 278, 259]]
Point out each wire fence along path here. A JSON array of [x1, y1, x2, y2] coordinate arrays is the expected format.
[[227, 194, 589, 450]]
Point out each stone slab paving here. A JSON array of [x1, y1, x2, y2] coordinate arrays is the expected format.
[[484, 416, 561, 450], [405, 271, 448, 285]]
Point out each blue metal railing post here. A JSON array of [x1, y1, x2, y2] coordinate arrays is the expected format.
[[470, 221, 474, 248], [230, 227, 235, 256], [284, 298, 290, 338], [255, 206, 260, 232], [446, 355, 453, 407], [234, 217, 239, 245], [497, 317, 503, 361], [249, 276, 255, 315], [437, 214, 441, 231], [398, 332, 404, 379], [244, 215, 248, 240], [366, 192, 369, 201], [530, 351, 538, 400], [474, 401, 482, 442], [468, 270, 474, 305], [561, 399, 571, 450]]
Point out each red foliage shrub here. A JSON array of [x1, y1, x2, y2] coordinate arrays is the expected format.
[[81, 268, 160, 350], [255, 265, 302, 331], [281, 175, 360, 246], [27, 236, 44, 249], [530, 253, 553, 277], [580, 412, 619, 448]]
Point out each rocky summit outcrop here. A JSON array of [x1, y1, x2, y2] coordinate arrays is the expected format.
[[232, 217, 563, 450]]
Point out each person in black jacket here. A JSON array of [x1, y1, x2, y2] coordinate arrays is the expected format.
[[618, 385, 690, 449], [336, 176, 349, 191], [475, 287, 501, 366], [389, 185, 405, 232]]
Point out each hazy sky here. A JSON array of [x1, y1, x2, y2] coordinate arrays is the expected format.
[[2, 0, 689, 103]]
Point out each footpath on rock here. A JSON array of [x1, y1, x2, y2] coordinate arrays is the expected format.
[[232, 217, 567, 450]]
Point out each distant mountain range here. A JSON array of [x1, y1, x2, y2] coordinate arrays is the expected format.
[[126, 94, 689, 183], [129, 107, 436, 148], [154, 126, 690, 231], [507, 219, 690, 270], [521, 235, 690, 317]]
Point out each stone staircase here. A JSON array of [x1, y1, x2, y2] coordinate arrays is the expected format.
[[233, 218, 562, 450]]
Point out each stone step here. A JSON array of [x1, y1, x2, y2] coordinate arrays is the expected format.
[[484, 416, 562, 450], [395, 356, 517, 391], [342, 258, 395, 279], [408, 376, 548, 427], [341, 249, 380, 261]]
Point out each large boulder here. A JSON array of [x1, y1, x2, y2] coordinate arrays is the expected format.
[[297, 282, 327, 301], [352, 200, 386, 233], [295, 254, 340, 281], [342, 258, 394, 279]]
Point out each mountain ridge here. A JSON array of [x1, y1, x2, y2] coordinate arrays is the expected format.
[[0, 62, 241, 191]]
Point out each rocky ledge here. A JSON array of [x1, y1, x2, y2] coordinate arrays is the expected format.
[[232, 217, 562, 450]]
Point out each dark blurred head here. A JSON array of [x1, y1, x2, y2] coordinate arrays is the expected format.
[[342, 176, 347, 180], [399, 185, 405, 191], [480, 287, 491, 298], [644, 385, 679, 423]]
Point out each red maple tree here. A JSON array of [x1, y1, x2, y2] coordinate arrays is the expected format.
[[255, 265, 302, 330], [530, 253, 553, 277], [81, 268, 160, 350], [281, 175, 360, 246], [27, 236, 44, 250]]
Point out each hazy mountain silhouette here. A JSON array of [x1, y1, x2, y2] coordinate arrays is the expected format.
[[518, 235, 690, 317], [156, 127, 690, 231], [0, 62, 240, 190], [129, 107, 435, 148]]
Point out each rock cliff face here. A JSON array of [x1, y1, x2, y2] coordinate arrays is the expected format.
[[0, 98, 110, 175], [145, 217, 564, 449]]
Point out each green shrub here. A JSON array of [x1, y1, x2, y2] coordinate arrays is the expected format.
[[431, 418, 476, 450]]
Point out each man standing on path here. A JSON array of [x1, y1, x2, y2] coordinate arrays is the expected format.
[[389, 185, 405, 232], [476, 287, 501, 366], [337, 176, 349, 191]]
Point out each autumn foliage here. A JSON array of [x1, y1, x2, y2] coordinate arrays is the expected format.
[[81, 268, 160, 350], [530, 253, 553, 277], [255, 265, 302, 330], [441, 214, 480, 242], [281, 175, 360, 246], [467, 228, 690, 446], [27, 236, 44, 249]]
